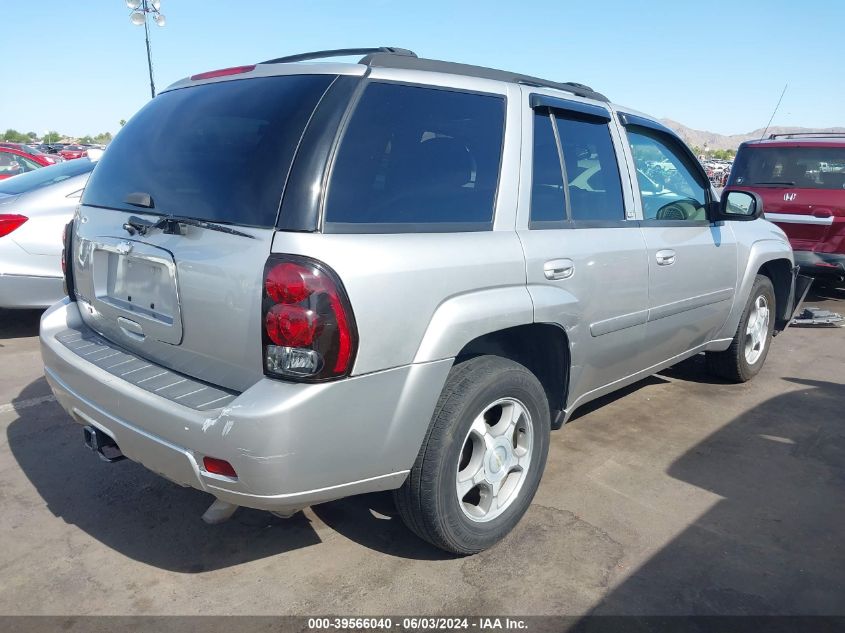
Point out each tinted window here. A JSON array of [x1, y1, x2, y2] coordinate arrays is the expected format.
[[325, 82, 505, 228], [0, 158, 94, 195], [0, 152, 21, 176], [627, 127, 708, 221], [556, 113, 624, 221], [18, 155, 41, 172], [82, 75, 335, 227], [4, 144, 39, 157], [729, 145, 845, 190], [530, 111, 565, 223]]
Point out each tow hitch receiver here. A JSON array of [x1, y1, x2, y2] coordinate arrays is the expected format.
[[82, 425, 126, 462]]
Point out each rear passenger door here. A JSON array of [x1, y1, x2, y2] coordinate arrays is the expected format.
[[619, 116, 738, 366], [518, 91, 650, 409]]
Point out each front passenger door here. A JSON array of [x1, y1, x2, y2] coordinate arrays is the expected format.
[[624, 121, 738, 366]]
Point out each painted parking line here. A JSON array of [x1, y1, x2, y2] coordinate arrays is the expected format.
[[0, 394, 56, 414]]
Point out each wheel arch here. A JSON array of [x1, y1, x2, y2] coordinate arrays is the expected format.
[[758, 257, 795, 332], [715, 239, 794, 341], [454, 323, 571, 428]]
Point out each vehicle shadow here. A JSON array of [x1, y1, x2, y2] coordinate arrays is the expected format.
[[311, 493, 453, 561], [568, 349, 746, 421], [581, 377, 845, 616], [567, 375, 669, 423], [0, 308, 42, 340], [7, 378, 324, 573], [657, 353, 734, 386], [7, 376, 450, 571], [804, 279, 844, 303]]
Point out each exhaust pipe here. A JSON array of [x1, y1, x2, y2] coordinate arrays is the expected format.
[[82, 425, 125, 463]]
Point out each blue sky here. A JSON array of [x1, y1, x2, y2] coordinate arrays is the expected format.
[[1, 0, 842, 137]]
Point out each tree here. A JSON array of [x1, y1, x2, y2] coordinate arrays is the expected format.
[[44, 131, 61, 144], [3, 129, 29, 143], [27, 132, 37, 140], [119, 119, 127, 128], [79, 135, 94, 144], [709, 148, 736, 161], [93, 132, 112, 145]]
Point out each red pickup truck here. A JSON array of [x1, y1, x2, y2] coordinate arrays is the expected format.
[[726, 134, 845, 278]]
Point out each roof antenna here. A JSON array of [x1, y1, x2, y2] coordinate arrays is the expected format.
[[760, 83, 788, 139]]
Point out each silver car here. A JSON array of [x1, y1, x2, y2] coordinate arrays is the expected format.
[[0, 159, 96, 308], [40, 48, 803, 554]]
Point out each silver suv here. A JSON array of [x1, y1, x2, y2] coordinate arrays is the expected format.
[[40, 47, 805, 554]]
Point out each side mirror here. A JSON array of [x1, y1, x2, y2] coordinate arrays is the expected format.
[[716, 190, 764, 222]]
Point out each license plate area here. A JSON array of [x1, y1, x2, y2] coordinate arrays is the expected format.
[[95, 251, 175, 324], [87, 238, 183, 345]]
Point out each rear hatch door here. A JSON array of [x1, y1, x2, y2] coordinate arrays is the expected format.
[[730, 143, 845, 251], [71, 71, 338, 392], [762, 188, 843, 251]]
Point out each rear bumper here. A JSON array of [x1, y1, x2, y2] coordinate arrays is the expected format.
[[40, 299, 451, 513], [0, 274, 63, 309], [793, 251, 845, 277]]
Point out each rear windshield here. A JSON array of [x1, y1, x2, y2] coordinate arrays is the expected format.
[[82, 74, 335, 227], [0, 158, 94, 195], [730, 145, 845, 190]]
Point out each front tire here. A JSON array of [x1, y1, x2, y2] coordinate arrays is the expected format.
[[706, 274, 775, 382], [394, 355, 550, 554]]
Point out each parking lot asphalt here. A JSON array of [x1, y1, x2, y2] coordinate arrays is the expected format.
[[1, 287, 843, 617]]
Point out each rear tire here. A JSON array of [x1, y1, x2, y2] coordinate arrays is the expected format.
[[706, 274, 775, 383], [394, 355, 550, 554]]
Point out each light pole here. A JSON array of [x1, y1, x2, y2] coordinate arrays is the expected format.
[[126, 0, 166, 99]]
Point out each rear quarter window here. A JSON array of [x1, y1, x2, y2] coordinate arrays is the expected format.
[[82, 74, 336, 228], [324, 82, 506, 231]]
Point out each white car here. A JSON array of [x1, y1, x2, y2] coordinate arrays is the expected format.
[[0, 158, 97, 308]]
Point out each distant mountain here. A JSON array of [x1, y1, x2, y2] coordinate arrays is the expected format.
[[660, 120, 845, 151]]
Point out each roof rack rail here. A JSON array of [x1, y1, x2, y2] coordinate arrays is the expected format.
[[359, 53, 609, 102], [768, 132, 845, 139], [258, 47, 608, 102], [260, 47, 417, 65]]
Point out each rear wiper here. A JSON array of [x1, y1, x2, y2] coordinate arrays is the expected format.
[[122, 214, 255, 239], [158, 215, 256, 239], [750, 181, 796, 187]]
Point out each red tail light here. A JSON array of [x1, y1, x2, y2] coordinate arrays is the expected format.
[[203, 456, 237, 478], [191, 65, 256, 81], [0, 214, 27, 238], [262, 256, 357, 381]]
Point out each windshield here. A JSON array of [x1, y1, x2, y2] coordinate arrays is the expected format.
[[729, 145, 845, 190], [82, 74, 336, 228], [0, 158, 95, 195]]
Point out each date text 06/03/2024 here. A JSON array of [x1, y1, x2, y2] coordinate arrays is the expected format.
[[306, 617, 529, 630]]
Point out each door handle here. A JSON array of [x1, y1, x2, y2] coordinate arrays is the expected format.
[[655, 249, 676, 266], [544, 258, 574, 280]]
